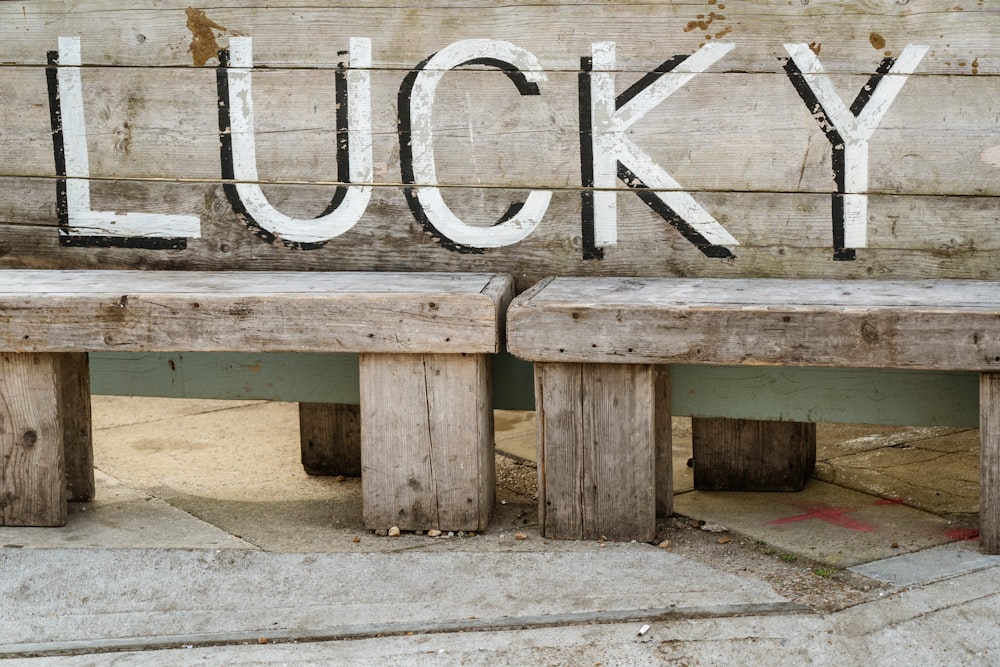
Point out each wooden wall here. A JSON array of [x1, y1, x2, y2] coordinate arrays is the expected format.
[[1, 1, 998, 291]]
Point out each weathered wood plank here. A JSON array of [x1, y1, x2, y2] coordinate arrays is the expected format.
[[0, 2, 994, 285], [1, 65, 997, 194], [692, 417, 816, 492], [507, 277, 1000, 370], [0, 352, 66, 526], [5, 180, 1000, 291], [59, 352, 94, 502], [360, 352, 493, 531], [980, 372, 1000, 554], [0, 270, 511, 353], [535, 362, 661, 541], [299, 403, 361, 477], [10, 179, 1000, 245], [654, 367, 673, 518], [1, 1, 996, 73]]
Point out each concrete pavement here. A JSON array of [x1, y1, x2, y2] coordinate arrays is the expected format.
[[1, 397, 998, 664]]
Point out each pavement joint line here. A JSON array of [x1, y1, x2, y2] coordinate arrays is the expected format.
[[0, 602, 813, 660]]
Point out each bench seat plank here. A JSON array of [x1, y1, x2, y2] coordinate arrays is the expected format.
[[508, 278, 1000, 371], [0, 270, 512, 531], [0, 270, 511, 354]]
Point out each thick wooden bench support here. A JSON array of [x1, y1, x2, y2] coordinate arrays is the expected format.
[[508, 277, 1000, 552], [61, 353, 95, 503], [299, 403, 362, 477], [0, 351, 93, 525], [692, 418, 816, 492], [361, 353, 494, 531], [0, 353, 67, 526], [534, 362, 669, 541], [0, 270, 511, 531], [981, 373, 1000, 553]]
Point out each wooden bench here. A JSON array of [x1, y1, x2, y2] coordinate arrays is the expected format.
[[507, 277, 1000, 553], [0, 269, 513, 533]]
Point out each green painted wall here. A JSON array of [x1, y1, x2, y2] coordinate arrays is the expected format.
[[89, 352, 979, 427]]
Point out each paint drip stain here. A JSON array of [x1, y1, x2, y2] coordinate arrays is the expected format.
[[946, 527, 980, 541], [186, 7, 227, 66], [684, 1, 732, 44], [869, 32, 886, 50]]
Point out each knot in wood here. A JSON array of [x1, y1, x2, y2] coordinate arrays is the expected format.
[[860, 320, 880, 344]]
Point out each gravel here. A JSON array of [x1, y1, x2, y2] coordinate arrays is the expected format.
[[494, 452, 884, 613]]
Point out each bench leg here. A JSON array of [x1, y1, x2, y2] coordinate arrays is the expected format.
[[0, 353, 67, 526], [359, 353, 494, 532], [981, 372, 1000, 553], [692, 418, 816, 492], [60, 353, 94, 502], [535, 363, 668, 542], [299, 403, 362, 477]]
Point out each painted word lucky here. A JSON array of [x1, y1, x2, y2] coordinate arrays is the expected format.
[[47, 37, 928, 261]]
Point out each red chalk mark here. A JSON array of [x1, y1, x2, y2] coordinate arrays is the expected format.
[[768, 505, 877, 533], [875, 497, 904, 506], [946, 528, 980, 541]]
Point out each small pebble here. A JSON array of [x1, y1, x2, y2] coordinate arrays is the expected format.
[[891, 542, 900, 549], [375, 529, 388, 537], [514, 533, 527, 540], [388, 526, 401, 537], [427, 529, 442, 537], [717, 535, 732, 545], [701, 523, 728, 533], [352, 536, 361, 543], [656, 540, 672, 549]]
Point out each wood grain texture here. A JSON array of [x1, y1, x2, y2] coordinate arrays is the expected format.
[[692, 418, 816, 492], [0, 2, 995, 285], [360, 352, 493, 531], [980, 372, 1000, 554], [299, 402, 361, 477], [1, 1, 995, 72], [507, 278, 1000, 370], [5, 181, 1000, 292], [535, 362, 661, 541], [0, 353, 66, 526], [59, 353, 94, 502], [0, 270, 512, 353], [3, 66, 998, 194], [654, 367, 673, 518]]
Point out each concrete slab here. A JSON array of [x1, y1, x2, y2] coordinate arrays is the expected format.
[[91, 396, 265, 429], [814, 424, 969, 460], [6, 563, 1000, 666], [93, 401, 309, 502], [0, 546, 793, 653], [815, 428, 980, 516], [0, 472, 252, 551], [673, 480, 959, 567], [849, 539, 1000, 588], [2, 396, 998, 664], [494, 410, 535, 463]]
